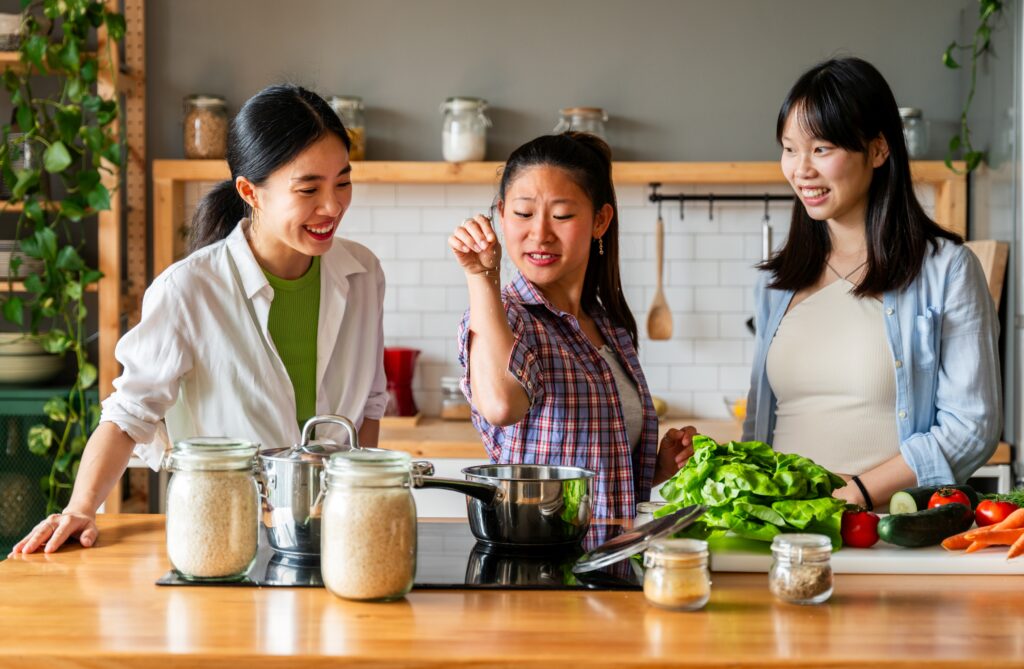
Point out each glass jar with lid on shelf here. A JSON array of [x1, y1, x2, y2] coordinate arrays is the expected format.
[[441, 97, 490, 162], [899, 107, 928, 159], [328, 95, 366, 161], [182, 94, 228, 159], [553, 107, 608, 140]]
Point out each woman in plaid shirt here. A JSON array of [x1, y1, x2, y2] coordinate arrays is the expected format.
[[449, 133, 694, 519]]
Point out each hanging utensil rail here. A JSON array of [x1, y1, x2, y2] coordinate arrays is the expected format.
[[648, 183, 795, 220]]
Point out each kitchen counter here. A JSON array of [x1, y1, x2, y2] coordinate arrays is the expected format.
[[381, 416, 1014, 465], [1, 514, 1021, 668]]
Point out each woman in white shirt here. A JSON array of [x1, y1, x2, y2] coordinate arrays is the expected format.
[[11, 84, 387, 555]]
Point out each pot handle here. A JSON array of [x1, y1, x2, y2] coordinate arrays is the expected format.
[[299, 414, 359, 451], [410, 460, 503, 506]]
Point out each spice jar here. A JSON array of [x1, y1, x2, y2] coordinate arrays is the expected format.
[[328, 95, 366, 161], [441, 97, 490, 162], [643, 538, 711, 611], [183, 95, 228, 159], [163, 438, 260, 581], [321, 449, 417, 601], [440, 376, 471, 421], [553, 107, 608, 140], [769, 533, 833, 605], [635, 501, 667, 526], [899, 107, 928, 159]]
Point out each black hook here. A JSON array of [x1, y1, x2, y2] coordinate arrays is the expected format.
[[763, 193, 771, 221], [708, 194, 714, 221]]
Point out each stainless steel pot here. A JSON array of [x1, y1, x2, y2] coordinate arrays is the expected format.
[[258, 414, 360, 557], [412, 463, 596, 547]]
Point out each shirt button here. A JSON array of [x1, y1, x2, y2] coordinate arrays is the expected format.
[[886, 308, 895, 316], [895, 360, 903, 368], [898, 410, 908, 419]]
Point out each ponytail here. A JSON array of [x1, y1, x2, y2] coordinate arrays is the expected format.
[[187, 180, 247, 253]]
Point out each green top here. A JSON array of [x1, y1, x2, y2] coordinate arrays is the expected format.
[[263, 256, 321, 428]]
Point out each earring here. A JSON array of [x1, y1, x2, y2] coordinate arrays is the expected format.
[[250, 204, 259, 232], [598, 237, 604, 256]]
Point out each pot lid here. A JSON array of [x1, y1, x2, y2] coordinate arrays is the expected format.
[[259, 440, 350, 464], [572, 504, 705, 574]]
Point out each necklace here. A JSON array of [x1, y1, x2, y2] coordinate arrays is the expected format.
[[825, 258, 868, 282]]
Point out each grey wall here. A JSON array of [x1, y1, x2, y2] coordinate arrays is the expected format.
[[147, 0, 973, 162]]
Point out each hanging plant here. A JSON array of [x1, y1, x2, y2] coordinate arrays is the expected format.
[[942, 0, 1005, 173], [0, 0, 125, 513]]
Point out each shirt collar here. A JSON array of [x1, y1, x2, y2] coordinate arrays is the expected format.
[[507, 271, 609, 323]]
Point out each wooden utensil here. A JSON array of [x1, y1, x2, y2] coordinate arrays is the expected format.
[[646, 216, 673, 340]]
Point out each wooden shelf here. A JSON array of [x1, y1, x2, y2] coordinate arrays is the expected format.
[[3, 281, 99, 293], [0, 200, 62, 212]]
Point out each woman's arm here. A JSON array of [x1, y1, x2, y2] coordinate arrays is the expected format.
[[450, 215, 530, 426], [358, 418, 380, 449], [9, 422, 135, 555], [833, 453, 917, 510]]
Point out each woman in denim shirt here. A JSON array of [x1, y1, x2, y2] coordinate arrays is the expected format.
[[742, 57, 1000, 510]]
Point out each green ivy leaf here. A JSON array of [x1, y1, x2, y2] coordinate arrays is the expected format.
[[11, 168, 39, 199], [70, 434, 87, 456], [40, 330, 72, 354], [78, 361, 97, 390], [2, 296, 23, 326], [15, 104, 34, 134], [97, 100, 118, 125], [942, 42, 960, 69], [80, 58, 97, 83], [64, 281, 83, 300], [82, 127, 104, 154], [56, 107, 83, 146], [23, 273, 44, 293], [60, 199, 87, 221], [949, 135, 962, 153], [55, 450, 74, 473], [82, 95, 102, 113], [44, 141, 73, 173], [56, 245, 86, 271], [27, 425, 54, 456], [23, 34, 48, 72], [105, 13, 126, 41], [35, 228, 58, 262], [58, 40, 80, 73], [966, 151, 985, 172], [86, 183, 110, 211], [44, 397, 69, 422], [81, 269, 103, 285], [67, 77, 86, 103], [87, 404, 101, 431], [24, 199, 44, 224]]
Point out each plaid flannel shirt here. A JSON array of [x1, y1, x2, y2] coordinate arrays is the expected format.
[[458, 273, 658, 519]]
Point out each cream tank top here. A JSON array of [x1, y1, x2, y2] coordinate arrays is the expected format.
[[765, 278, 900, 475]]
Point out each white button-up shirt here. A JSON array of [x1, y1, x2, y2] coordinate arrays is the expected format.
[[101, 222, 388, 469]]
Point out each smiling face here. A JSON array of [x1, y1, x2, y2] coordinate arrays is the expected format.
[[780, 108, 887, 228], [498, 165, 611, 299], [238, 132, 352, 277]]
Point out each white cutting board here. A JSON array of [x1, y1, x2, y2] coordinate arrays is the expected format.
[[710, 541, 1024, 575]]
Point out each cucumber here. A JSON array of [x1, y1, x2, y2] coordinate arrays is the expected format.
[[899, 484, 979, 511], [876, 503, 974, 548], [888, 490, 919, 515]]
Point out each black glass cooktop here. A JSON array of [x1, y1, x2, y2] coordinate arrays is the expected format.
[[156, 521, 642, 590]]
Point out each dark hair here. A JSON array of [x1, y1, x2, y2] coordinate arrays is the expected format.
[[762, 57, 961, 295], [187, 84, 351, 252], [498, 132, 638, 348]]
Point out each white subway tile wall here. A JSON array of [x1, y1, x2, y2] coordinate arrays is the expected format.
[[182, 181, 937, 418]]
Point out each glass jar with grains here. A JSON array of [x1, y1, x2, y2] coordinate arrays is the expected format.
[[183, 94, 228, 159], [163, 438, 260, 581], [553, 107, 608, 140], [439, 376, 471, 421], [328, 95, 366, 161], [321, 449, 417, 601], [643, 538, 711, 611], [769, 533, 834, 605]]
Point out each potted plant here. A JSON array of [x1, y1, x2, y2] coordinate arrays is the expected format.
[[0, 0, 125, 513]]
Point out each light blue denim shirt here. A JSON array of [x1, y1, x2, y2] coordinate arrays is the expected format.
[[741, 239, 1001, 485]]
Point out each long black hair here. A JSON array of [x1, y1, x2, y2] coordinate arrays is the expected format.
[[498, 132, 638, 348], [762, 57, 960, 296], [187, 84, 351, 252]]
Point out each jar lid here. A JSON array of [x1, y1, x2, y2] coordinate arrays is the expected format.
[[572, 503, 705, 574], [326, 448, 412, 478], [442, 97, 487, 112], [898, 107, 922, 119], [560, 107, 608, 120], [770, 533, 832, 560], [185, 94, 227, 108], [636, 501, 667, 514], [643, 537, 709, 568], [165, 437, 258, 471], [328, 95, 364, 109]]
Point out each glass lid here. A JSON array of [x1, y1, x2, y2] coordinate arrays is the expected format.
[[572, 504, 706, 574]]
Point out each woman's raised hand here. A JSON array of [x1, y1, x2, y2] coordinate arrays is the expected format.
[[8, 510, 98, 556], [449, 214, 502, 276]]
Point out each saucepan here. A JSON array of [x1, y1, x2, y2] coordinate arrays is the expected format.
[[412, 462, 596, 548]]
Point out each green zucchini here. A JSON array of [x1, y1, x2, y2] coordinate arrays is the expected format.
[[888, 490, 919, 515], [899, 484, 979, 511], [877, 503, 974, 548]]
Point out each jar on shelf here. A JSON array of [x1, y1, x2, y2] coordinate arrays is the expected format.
[[439, 375, 471, 421], [441, 97, 490, 162], [321, 449, 417, 601], [899, 107, 928, 159], [642, 538, 711, 611], [0, 12, 22, 51], [328, 95, 366, 161], [183, 94, 228, 159], [768, 533, 833, 605], [553, 107, 608, 140], [163, 438, 260, 581]]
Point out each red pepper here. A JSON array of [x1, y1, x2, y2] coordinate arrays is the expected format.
[[841, 508, 880, 548]]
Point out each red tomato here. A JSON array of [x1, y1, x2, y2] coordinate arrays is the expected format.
[[928, 488, 972, 510], [841, 509, 880, 548], [975, 499, 1020, 527]]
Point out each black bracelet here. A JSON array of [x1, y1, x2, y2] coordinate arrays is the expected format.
[[851, 475, 873, 511]]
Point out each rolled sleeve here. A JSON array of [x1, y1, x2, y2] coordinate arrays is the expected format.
[[100, 275, 194, 468], [458, 303, 544, 406], [899, 247, 1001, 484]]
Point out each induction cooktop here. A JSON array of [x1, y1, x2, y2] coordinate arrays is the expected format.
[[156, 521, 643, 590]]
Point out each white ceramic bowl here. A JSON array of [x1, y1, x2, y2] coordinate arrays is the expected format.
[[0, 352, 63, 384], [0, 332, 45, 356]]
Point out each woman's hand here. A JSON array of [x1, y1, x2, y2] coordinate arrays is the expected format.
[[449, 214, 502, 276], [654, 426, 698, 485], [8, 510, 98, 556]]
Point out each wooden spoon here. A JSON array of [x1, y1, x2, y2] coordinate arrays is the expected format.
[[646, 216, 673, 340]]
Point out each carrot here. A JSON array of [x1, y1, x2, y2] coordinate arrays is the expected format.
[[963, 508, 1024, 541], [966, 529, 1024, 548], [965, 541, 985, 554], [1008, 531, 1024, 560], [941, 529, 974, 551]]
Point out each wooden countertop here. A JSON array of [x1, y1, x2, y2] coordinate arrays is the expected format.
[[1, 514, 1022, 668], [381, 416, 1014, 465]]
